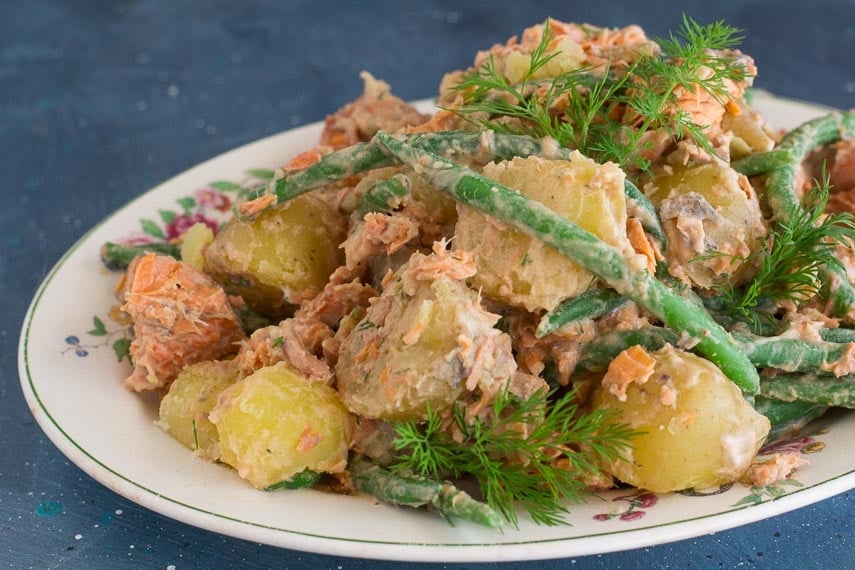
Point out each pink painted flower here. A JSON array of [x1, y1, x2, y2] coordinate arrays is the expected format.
[[119, 235, 156, 246], [166, 213, 218, 239], [593, 513, 611, 521], [636, 493, 658, 509], [196, 189, 232, 212], [760, 436, 815, 456], [620, 511, 645, 522]]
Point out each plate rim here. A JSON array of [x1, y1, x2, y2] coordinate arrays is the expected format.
[[17, 93, 855, 562]]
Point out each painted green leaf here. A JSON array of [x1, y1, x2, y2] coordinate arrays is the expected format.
[[209, 180, 242, 192], [177, 196, 196, 213], [88, 316, 107, 336], [112, 338, 132, 363], [159, 209, 177, 224], [246, 169, 275, 179], [141, 219, 166, 239], [733, 494, 762, 507]]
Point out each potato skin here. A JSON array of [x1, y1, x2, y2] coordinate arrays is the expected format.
[[722, 99, 775, 159], [158, 360, 240, 460], [454, 154, 633, 312], [647, 158, 766, 289], [593, 346, 769, 493], [204, 195, 347, 317], [209, 363, 351, 489]]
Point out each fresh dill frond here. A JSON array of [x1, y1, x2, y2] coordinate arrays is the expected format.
[[449, 16, 749, 171], [391, 388, 638, 527], [392, 406, 456, 480], [718, 172, 855, 325]]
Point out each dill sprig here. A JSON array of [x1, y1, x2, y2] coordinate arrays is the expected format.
[[449, 15, 748, 170], [719, 173, 855, 328], [391, 389, 638, 527]]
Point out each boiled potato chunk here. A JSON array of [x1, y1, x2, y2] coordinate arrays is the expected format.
[[721, 99, 775, 160], [646, 156, 767, 289], [502, 37, 585, 84], [336, 250, 516, 421], [180, 222, 215, 272], [210, 363, 351, 489], [204, 195, 347, 317], [158, 360, 240, 460], [454, 154, 633, 312], [593, 345, 770, 493]]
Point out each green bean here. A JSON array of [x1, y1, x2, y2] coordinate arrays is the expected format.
[[266, 132, 568, 208], [269, 143, 395, 206], [262, 132, 666, 243], [763, 111, 855, 321], [575, 327, 678, 372], [759, 372, 855, 408], [623, 179, 667, 249], [350, 458, 502, 528], [704, 309, 781, 337], [100, 241, 181, 270], [536, 289, 629, 338], [265, 469, 321, 491], [734, 332, 854, 374], [752, 396, 827, 442], [572, 324, 855, 375], [818, 327, 855, 344], [373, 131, 760, 393], [765, 111, 855, 220], [434, 485, 505, 528], [355, 174, 412, 217], [731, 149, 790, 176]]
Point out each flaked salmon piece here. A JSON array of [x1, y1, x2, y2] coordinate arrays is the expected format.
[[399, 239, 477, 293], [236, 320, 331, 383], [827, 140, 855, 213], [295, 272, 377, 329], [745, 452, 808, 487], [342, 212, 419, 270], [831, 139, 855, 195], [405, 105, 465, 134], [236, 266, 377, 380], [320, 71, 430, 150], [120, 253, 245, 392], [350, 417, 398, 466]]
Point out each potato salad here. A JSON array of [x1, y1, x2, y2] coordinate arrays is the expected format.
[[102, 16, 855, 528]]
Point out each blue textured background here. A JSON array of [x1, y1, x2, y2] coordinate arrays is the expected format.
[[3, 1, 853, 568]]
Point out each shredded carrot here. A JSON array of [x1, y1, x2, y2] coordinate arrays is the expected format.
[[725, 99, 741, 116], [627, 217, 657, 273], [602, 345, 657, 401], [284, 149, 323, 172]]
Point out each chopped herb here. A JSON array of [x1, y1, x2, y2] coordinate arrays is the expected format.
[[271, 336, 284, 348], [392, 388, 638, 526], [713, 172, 855, 329], [450, 16, 748, 171]]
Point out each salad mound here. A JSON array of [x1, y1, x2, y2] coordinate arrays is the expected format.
[[101, 16, 855, 528]]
